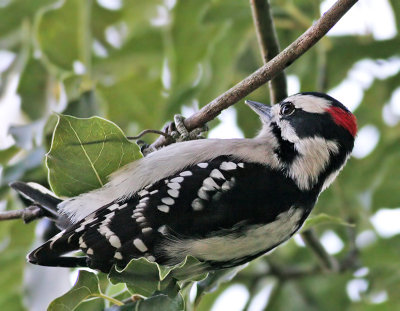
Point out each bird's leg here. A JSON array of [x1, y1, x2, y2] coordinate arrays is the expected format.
[[170, 114, 209, 142], [138, 115, 208, 156]]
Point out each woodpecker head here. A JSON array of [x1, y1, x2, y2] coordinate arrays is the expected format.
[[246, 92, 357, 191]]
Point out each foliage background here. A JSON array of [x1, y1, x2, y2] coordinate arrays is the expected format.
[[0, 0, 399, 310]]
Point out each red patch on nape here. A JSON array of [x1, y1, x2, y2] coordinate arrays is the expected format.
[[327, 107, 357, 137]]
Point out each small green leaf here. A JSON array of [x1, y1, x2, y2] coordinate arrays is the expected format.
[[46, 114, 142, 197], [109, 258, 164, 297], [301, 213, 355, 232], [47, 270, 101, 311], [0, 146, 20, 165]]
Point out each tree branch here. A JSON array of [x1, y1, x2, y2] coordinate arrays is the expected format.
[[301, 229, 340, 273], [149, 0, 358, 150], [249, 0, 287, 103], [0, 205, 44, 223]]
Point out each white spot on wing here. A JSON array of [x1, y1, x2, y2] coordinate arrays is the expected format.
[[167, 182, 181, 190], [202, 177, 220, 191], [114, 252, 123, 260], [108, 203, 120, 211], [157, 205, 170, 213], [220, 161, 237, 170], [221, 178, 235, 191], [210, 169, 225, 180], [138, 189, 149, 197], [161, 197, 175, 205], [133, 212, 142, 218], [171, 176, 184, 183], [197, 162, 208, 168], [87, 248, 94, 255], [158, 225, 168, 235], [142, 227, 153, 234], [134, 238, 148, 252], [191, 198, 204, 211], [167, 189, 179, 198], [109, 235, 122, 248], [197, 188, 209, 200], [136, 216, 146, 223], [180, 171, 192, 176], [79, 236, 87, 248]]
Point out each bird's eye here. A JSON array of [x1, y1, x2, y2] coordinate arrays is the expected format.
[[280, 102, 295, 116]]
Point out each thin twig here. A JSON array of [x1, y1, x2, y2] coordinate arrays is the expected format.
[[340, 220, 360, 271], [301, 229, 340, 273], [249, 0, 287, 103], [149, 0, 359, 151], [0, 205, 44, 223], [267, 258, 321, 280], [126, 129, 172, 140]]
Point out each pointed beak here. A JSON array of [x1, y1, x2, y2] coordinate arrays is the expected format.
[[245, 100, 272, 121]]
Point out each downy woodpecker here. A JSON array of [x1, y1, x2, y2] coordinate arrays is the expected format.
[[11, 92, 357, 273]]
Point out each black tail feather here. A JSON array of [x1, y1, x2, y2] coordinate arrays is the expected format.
[[10, 181, 61, 220]]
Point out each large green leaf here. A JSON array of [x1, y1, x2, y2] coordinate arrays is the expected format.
[[48, 270, 105, 311], [37, 0, 87, 71], [17, 56, 49, 120], [105, 293, 184, 311], [109, 256, 207, 298], [46, 114, 141, 197]]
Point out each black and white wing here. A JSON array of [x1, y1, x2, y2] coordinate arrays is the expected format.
[[28, 156, 308, 272]]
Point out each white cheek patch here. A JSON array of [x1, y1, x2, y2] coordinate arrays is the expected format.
[[278, 120, 299, 143], [289, 137, 339, 190]]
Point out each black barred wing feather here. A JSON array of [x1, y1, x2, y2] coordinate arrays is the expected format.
[[28, 156, 307, 272]]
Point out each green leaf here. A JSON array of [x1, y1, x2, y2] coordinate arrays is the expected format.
[[301, 213, 354, 232], [109, 258, 165, 297], [46, 114, 142, 197], [0, 146, 20, 165], [105, 293, 184, 311], [37, 0, 86, 71], [48, 270, 102, 311], [17, 56, 49, 120], [109, 256, 207, 298]]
